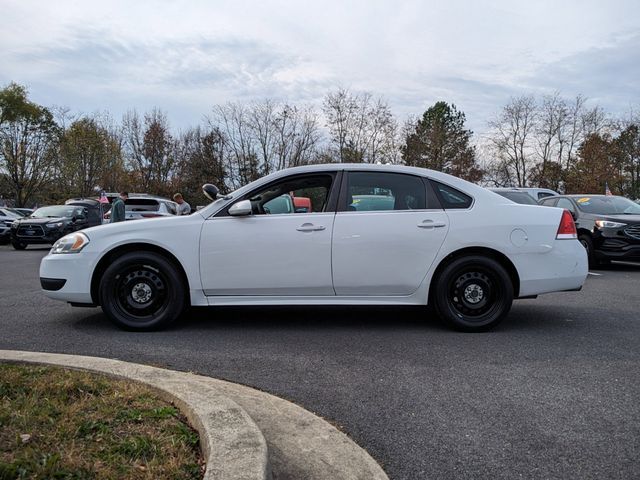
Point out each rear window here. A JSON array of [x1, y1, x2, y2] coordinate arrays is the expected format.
[[125, 199, 160, 212], [432, 181, 473, 209]]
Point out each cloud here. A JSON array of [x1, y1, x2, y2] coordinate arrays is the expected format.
[[1, 0, 639, 133]]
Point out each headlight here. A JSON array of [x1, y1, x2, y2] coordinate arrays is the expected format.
[[50, 232, 89, 254], [46, 222, 64, 229], [595, 220, 626, 228]]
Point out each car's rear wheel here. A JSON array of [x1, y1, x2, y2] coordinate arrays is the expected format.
[[11, 239, 27, 250], [432, 256, 514, 332], [99, 251, 186, 331], [578, 234, 596, 268]]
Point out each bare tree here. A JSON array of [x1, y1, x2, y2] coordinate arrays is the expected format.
[[487, 95, 537, 187], [208, 101, 321, 189], [122, 108, 175, 194], [323, 88, 399, 164]]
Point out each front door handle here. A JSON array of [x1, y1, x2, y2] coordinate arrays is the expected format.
[[296, 223, 326, 232], [418, 220, 447, 229]]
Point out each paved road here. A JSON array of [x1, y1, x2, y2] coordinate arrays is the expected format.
[[1, 245, 639, 480]]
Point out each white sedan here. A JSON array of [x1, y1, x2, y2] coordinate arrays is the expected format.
[[39, 164, 588, 332]]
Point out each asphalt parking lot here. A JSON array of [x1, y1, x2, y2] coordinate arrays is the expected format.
[[1, 244, 639, 480]]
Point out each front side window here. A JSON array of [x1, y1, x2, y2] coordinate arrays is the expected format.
[[246, 174, 333, 215], [344, 172, 427, 212]]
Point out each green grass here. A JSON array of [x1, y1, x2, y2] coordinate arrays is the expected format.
[[0, 364, 203, 479]]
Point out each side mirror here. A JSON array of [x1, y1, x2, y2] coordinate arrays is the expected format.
[[228, 200, 252, 216], [202, 184, 220, 201]]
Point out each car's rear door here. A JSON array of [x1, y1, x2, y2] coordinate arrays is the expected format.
[[332, 171, 449, 296], [199, 172, 339, 296]]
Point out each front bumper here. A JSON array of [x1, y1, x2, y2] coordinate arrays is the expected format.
[[39, 251, 99, 304], [12, 228, 66, 244]]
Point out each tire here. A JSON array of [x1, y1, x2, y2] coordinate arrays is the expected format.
[[578, 234, 596, 268], [432, 255, 514, 332], [11, 239, 27, 250], [99, 251, 186, 331]]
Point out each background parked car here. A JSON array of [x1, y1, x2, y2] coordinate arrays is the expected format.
[[102, 196, 179, 221], [489, 188, 540, 205], [494, 187, 559, 202], [5, 207, 34, 217], [10, 200, 102, 250], [0, 208, 20, 245], [539, 194, 640, 266]]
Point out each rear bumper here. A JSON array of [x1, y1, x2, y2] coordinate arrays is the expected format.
[[514, 239, 588, 297]]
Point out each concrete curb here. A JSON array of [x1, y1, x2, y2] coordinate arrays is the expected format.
[[0, 350, 271, 480], [1, 350, 389, 480]]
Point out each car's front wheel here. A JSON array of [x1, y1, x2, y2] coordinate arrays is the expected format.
[[99, 251, 186, 331], [432, 255, 514, 332], [11, 239, 27, 250]]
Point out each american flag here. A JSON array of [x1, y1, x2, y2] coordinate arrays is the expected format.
[[605, 182, 612, 196]]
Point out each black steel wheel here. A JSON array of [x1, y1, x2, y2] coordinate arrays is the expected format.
[[432, 255, 513, 332], [99, 251, 186, 331]]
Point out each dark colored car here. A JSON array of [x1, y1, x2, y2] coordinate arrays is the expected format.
[[10, 200, 102, 250], [489, 188, 539, 205], [539, 195, 640, 265]]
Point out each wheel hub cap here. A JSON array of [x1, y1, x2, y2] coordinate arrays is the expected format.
[[463, 284, 484, 304], [131, 282, 152, 304]]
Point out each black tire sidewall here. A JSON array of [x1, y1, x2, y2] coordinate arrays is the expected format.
[[11, 240, 27, 250], [433, 255, 514, 332], [578, 234, 595, 266], [99, 251, 185, 331]]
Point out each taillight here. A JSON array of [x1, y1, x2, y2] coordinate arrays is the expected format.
[[556, 209, 577, 239]]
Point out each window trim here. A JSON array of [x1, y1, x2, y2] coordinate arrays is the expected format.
[[214, 171, 341, 218], [336, 170, 441, 213]]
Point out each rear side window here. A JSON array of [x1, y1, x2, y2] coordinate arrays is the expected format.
[[538, 192, 554, 199], [125, 199, 160, 212], [540, 198, 558, 207], [431, 181, 472, 209], [345, 172, 427, 211]]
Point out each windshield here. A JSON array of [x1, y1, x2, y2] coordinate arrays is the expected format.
[[572, 196, 640, 215], [0, 208, 20, 218], [31, 206, 83, 218], [494, 191, 538, 205]]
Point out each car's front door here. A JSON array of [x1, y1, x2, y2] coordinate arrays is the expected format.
[[200, 172, 338, 296], [332, 171, 449, 296]]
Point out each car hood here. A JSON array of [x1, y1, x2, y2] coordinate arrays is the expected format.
[[594, 214, 640, 224], [15, 217, 68, 225]]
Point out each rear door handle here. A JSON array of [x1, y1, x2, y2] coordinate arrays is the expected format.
[[418, 220, 447, 229], [296, 223, 326, 232]]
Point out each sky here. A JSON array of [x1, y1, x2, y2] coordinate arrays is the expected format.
[[1, 0, 639, 134]]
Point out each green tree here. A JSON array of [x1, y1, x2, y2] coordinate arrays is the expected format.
[[0, 82, 58, 206], [402, 101, 482, 182], [58, 117, 121, 198]]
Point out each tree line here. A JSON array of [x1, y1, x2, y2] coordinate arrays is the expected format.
[[1, 82, 638, 208]]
